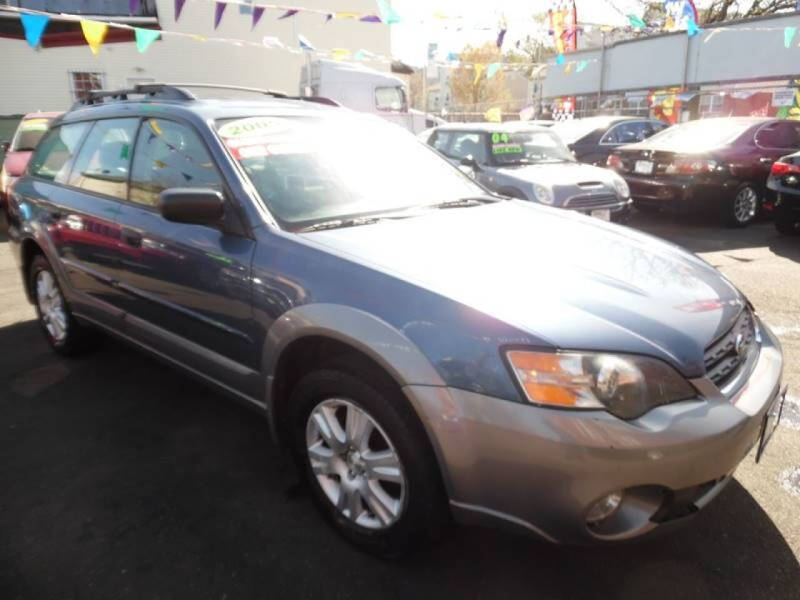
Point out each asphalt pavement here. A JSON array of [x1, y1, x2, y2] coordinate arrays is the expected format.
[[1, 212, 799, 600]]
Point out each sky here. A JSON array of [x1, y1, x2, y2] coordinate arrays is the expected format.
[[389, 0, 703, 65]]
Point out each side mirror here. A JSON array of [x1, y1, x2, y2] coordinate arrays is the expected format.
[[159, 188, 225, 226], [460, 155, 480, 170], [0, 140, 10, 153]]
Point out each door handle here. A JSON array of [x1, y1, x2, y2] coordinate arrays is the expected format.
[[760, 157, 774, 164], [121, 227, 142, 248]]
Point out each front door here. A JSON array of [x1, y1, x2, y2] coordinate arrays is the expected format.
[[113, 117, 259, 398]]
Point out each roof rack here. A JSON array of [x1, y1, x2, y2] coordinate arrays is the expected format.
[[71, 83, 340, 109]]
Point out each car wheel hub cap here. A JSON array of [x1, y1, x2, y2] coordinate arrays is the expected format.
[[306, 398, 406, 530], [734, 188, 757, 222], [36, 271, 67, 344]]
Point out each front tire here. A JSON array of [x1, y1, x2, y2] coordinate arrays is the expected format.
[[723, 183, 760, 228], [29, 254, 96, 356], [288, 362, 447, 557]]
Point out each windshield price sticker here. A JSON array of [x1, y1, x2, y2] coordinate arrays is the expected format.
[[218, 117, 291, 140], [492, 144, 523, 155]]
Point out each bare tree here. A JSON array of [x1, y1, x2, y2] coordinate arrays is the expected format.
[[702, 0, 796, 24]]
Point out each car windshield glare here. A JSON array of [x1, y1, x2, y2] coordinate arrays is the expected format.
[[642, 119, 751, 151], [490, 130, 574, 165], [216, 116, 482, 230], [11, 118, 52, 152]]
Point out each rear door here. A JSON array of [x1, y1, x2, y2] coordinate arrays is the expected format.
[[113, 117, 259, 398], [23, 118, 138, 325], [753, 121, 800, 182]]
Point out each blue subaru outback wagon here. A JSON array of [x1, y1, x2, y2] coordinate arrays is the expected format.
[[6, 84, 786, 556]]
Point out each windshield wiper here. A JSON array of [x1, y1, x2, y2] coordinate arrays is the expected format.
[[298, 216, 383, 232], [426, 195, 502, 210]]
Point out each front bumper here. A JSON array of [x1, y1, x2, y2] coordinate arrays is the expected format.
[[404, 318, 783, 544]]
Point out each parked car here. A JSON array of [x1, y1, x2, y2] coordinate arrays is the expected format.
[[7, 84, 785, 556], [551, 116, 668, 165], [608, 117, 800, 227], [422, 122, 632, 222], [0, 112, 60, 207], [766, 150, 800, 235]]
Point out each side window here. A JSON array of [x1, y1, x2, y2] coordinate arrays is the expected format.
[[754, 122, 800, 149], [130, 119, 223, 207], [68, 118, 139, 200], [28, 122, 90, 183], [449, 132, 487, 163], [431, 131, 453, 152], [602, 122, 646, 145]]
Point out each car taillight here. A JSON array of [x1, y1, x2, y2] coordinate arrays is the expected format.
[[770, 161, 800, 176], [665, 158, 718, 175], [606, 154, 624, 170]]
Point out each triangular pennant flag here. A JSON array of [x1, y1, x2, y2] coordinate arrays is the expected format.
[[331, 48, 350, 61], [252, 6, 265, 29], [174, 0, 187, 22], [627, 14, 646, 29], [564, 62, 574, 74], [576, 60, 588, 72], [325, 13, 333, 23], [473, 63, 485, 86], [496, 28, 507, 48], [214, 2, 227, 29], [80, 19, 108, 55], [555, 53, 565, 65], [20, 13, 49, 48], [134, 28, 160, 53], [484, 107, 501, 122], [486, 63, 501, 79], [279, 9, 299, 19], [377, 0, 401, 25], [129, 0, 140, 14], [335, 12, 359, 19], [687, 17, 702, 37], [360, 15, 382, 23], [785, 26, 797, 48], [298, 34, 315, 51]]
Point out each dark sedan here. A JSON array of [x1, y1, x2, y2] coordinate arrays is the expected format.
[[551, 116, 668, 165], [608, 117, 800, 227], [767, 151, 800, 235]]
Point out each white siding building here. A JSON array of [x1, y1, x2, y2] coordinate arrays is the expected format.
[[0, 0, 391, 115]]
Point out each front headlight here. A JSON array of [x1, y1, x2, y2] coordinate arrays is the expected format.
[[506, 350, 695, 419], [532, 183, 554, 205], [612, 176, 630, 199]]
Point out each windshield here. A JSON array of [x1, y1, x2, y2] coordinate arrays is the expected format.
[[375, 86, 406, 112], [491, 130, 574, 165], [641, 119, 752, 151], [11, 117, 52, 152], [217, 116, 482, 230], [551, 118, 615, 145]]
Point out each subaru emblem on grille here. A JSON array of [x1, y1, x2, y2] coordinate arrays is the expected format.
[[734, 333, 746, 357]]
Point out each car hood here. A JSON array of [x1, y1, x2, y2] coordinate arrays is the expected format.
[[302, 201, 744, 377], [496, 161, 617, 186]]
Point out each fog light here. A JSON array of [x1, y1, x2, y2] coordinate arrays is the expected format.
[[586, 490, 623, 524]]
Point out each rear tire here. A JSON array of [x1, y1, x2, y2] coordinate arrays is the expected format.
[[287, 359, 448, 557], [723, 183, 760, 228], [29, 254, 97, 356]]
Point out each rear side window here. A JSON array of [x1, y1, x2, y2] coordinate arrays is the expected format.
[[601, 122, 651, 145], [755, 121, 800, 149], [68, 118, 139, 200], [130, 118, 223, 207], [28, 122, 90, 183]]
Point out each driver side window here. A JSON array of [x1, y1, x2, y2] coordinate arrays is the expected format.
[[130, 119, 223, 207]]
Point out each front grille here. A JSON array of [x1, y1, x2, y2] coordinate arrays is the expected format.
[[704, 309, 758, 390], [564, 194, 620, 209]]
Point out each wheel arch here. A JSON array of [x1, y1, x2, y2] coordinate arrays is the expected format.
[[262, 304, 445, 442], [20, 236, 45, 303]]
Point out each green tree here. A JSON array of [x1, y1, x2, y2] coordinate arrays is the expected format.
[[450, 43, 512, 111]]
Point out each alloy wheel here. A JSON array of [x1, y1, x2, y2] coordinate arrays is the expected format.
[[733, 186, 758, 224], [36, 270, 68, 344], [305, 398, 407, 530]]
